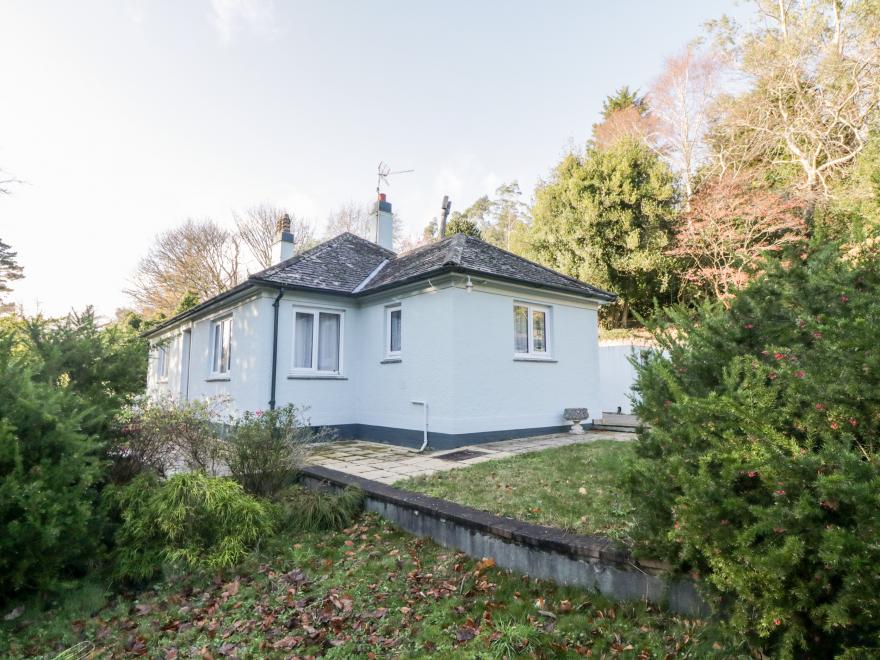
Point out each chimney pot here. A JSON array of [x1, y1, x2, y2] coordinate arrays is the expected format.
[[378, 192, 387, 202], [272, 212, 295, 263]]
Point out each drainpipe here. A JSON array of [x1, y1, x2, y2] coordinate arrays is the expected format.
[[411, 400, 428, 452], [269, 288, 284, 410]]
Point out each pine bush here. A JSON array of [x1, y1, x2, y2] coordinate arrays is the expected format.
[[624, 241, 880, 656]]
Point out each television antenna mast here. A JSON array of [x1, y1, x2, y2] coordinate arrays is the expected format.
[[376, 161, 414, 194]]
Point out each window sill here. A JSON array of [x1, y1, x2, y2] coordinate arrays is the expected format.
[[380, 357, 402, 364], [513, 356, 557, 363], [206, 375, 231, 382], [287, 374, 348, 380], [157, 378, 169, 384]]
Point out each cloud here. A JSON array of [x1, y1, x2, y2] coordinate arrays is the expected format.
[[209, 0, 279, 44]]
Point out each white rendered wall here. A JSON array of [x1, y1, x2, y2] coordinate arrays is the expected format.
[[148, 281, 604, 437], [448, 283, 601, 434], [597, 342, 656, 415]]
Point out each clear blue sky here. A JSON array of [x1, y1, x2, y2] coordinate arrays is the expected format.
[[0, 0, 749, 317]]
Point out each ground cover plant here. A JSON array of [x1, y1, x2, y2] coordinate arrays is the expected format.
[[0, 513, 742, 659], [398, 440, 637, 544], [624, 240, 880, 657]]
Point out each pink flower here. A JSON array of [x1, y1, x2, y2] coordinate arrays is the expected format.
[[840, 295, 849, 303], [255, 410, 263, 417], [774, 352, 785, 360], [849, 418, 858, 427], [747, 471, 758, 478], [744, 323, 754, 329], [768, 372, 778, 380], [774, 618, 782, 626], [794, 370, 806, 378], [831, 421, 839, 430], [761, 350, 769, 356], [815, 403, 826, 411], [774, 490, 786, 496], [811, 331, 823, 339]]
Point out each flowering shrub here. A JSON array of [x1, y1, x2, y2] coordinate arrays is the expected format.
[[624, 241, 880, 656]]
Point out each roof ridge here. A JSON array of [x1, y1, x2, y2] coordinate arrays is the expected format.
[[443, 233, 466, 265]]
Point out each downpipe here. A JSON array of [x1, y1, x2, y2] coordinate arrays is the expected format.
[[411, 400, 428, 452]]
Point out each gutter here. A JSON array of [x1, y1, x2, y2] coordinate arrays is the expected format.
[[268, 288, 284, 410]]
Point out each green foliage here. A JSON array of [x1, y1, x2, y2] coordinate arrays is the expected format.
[[174, 290, 200, 314], [601, 85, 648, 118], [623, 239, 880, 656], [530, 137, 680, 326], [0, 332, 104, 605], [444, 216, 481, 238], [274, 485, 364, 532], [111, 473, 273, 581], [0, 238, 23, 313], [19, 308, 147, 437], [225, 404, 315, 497]]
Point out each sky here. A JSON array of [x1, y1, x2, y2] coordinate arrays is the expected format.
[[0, 0, 749, 318]]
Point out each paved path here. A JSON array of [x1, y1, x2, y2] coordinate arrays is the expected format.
[[306, 430, 632, 485]]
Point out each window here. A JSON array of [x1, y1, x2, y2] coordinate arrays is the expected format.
[[156, 343, 168, 381], [292, 307, 343, 374], [211, 316, 233, 376], [513, 302, 551, 357], [385, 305, 401, 358]]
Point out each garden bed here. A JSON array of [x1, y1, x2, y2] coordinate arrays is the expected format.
[[0, 513, 733, 658], [397, 440, 637, 545]]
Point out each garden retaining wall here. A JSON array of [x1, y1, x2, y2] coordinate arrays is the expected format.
[[300, 465, 709, 617]]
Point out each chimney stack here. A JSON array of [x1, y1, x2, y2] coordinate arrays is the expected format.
[[272, 213, 295, 263], [439, 195, 452, 238], [372, 193, 394, 251]]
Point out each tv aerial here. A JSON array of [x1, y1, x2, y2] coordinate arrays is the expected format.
[[376, 161, 414, 194]]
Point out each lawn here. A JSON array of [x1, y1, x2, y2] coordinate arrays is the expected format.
[[398, 440, 637, 544], [0, 513, 741, 659]]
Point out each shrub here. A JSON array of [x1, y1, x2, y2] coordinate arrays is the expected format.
[[111, 395, 227, 481], [0, 333, 104, 605], [275, 485, 363, 532], [225, 405, 316, 497], [624, 241, 880, 656], [111, 472, 273, 581]]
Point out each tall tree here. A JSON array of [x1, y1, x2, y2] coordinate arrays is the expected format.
[[593, 87, 660, 150], [127, 219, 241, 317], [708, 0, 880, 196], [529, 137, 680, 327], [649, 44, 722, 200], [0, 238, 23, 314], [234, 204, 317, 270], [481, 182, 531, 252]]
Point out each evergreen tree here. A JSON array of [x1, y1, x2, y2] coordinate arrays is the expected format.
[[0, 238, 23, 314], [529, 136, 680, 326], [445, 216, 482, 238]]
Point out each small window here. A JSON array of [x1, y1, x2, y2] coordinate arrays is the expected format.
[[292, 307, 343, 374], [211, 316, 233, 376], [513, 302, 551, 357], [156, 343, 168, 381], [385, 305, 401, 358]]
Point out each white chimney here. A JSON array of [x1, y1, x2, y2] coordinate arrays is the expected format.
[[372, 193, 394, 251], [272, 213, 295, 263]]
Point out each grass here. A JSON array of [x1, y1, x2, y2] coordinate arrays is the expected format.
[[0, 513, 744, 658], [398, 440, 638, 544]]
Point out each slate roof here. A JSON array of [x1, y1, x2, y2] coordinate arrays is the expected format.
[[252, 232, 393, 293], [145, 232, 613, 337]]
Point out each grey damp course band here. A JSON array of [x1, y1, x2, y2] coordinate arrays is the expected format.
[[300, 465, 709, 616]]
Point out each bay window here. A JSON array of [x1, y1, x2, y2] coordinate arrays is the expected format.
[[292, 307, 343, 374]]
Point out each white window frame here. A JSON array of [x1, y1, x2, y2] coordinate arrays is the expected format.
[[385, 304, 402, 359], [290, 305, 345, 375], [156, 342, 169, 382], [513, 301, 552, 358], [210, 315, 233, 377]]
